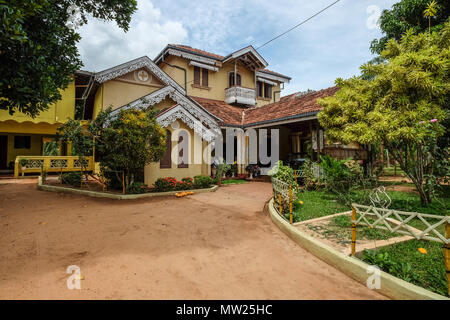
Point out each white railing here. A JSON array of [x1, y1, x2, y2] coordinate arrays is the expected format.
[[225, 86, 256, 106]]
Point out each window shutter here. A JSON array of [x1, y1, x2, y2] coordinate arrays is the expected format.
[[237, 74, 241, 86], [264, 83, 272, 99], [194, 66, 200, 85], [257, 81, 263, 97], [178, 132, 188, 168], [160, 130, 172, 168], [202, 68, 208, 87], [229, 73, 234, 87]]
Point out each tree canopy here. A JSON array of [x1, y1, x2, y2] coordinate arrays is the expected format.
[[318, 22, 450, 205], [370, 0, 450, 54], [0, 0, 137, 117]]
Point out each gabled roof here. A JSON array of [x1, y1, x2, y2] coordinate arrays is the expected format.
[[94, 56, 186, 94], [154, 44, 289, 81], [188, 87, 338, 127]]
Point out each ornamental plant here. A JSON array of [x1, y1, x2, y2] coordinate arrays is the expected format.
[[318, 23, 450, 206]]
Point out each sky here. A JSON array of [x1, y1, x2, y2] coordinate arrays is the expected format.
[[77, 0, 398, 95]]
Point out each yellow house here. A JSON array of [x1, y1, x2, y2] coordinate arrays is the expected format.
[[0, 43, 367, 182]]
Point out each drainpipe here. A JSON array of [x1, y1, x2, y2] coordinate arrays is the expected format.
[[273, 90, 281, 103], [162, 55, 187, 92]]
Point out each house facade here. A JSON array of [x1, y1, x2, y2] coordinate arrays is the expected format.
[[0, 44, 367, 182]]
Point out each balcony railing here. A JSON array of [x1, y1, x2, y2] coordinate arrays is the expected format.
[[225, 86, 256, 106], [14, 156, 94, 177]]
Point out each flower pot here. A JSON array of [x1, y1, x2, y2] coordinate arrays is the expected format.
[[249, 173, 253, 179]]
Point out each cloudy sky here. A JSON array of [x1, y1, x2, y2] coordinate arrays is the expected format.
[[77, 0, 397, 95]]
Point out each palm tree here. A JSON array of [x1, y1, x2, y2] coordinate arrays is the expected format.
[[423, 1, 438, 32]]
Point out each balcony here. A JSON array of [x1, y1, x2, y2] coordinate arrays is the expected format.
[[225, 86, 256, 106]]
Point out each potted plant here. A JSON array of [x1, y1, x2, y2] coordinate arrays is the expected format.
[[19, 159, 28, 177], [245, 164, 260, 179]]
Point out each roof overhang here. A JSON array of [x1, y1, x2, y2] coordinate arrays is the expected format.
[[94, 56, 186, 94], [222, 46, 268, 70], [154, 45, 219, 66], [256, 70, 291, 84]]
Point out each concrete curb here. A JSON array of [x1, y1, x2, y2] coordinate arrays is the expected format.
[[268, 199, 448, 300], [37, 176, 218, 200]]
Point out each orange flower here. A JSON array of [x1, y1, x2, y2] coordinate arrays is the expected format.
[[418, 248, 427, 254]]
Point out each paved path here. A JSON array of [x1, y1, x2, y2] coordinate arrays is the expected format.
[[0, 180, 385, 299]]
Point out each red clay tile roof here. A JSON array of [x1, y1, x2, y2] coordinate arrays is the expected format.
[[189, 87, 338, 127], [190, 96, 244, 126], [170, 44, 224, 60], [243, 87, 339, 126]]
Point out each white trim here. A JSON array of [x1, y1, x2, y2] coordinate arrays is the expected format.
[[256, 71, 290, 84], [94, 56, 186, 94], [189, 61, 218, 72], [222, 46, 268, 67], [112, 86, 222, 141], [156, 105, 218, 142], [257, 77, 277, 86], [166, 49, 217, 65]]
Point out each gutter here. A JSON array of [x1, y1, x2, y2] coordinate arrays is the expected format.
[[162, 55, 187, 91]]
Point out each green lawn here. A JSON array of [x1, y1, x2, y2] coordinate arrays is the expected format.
[[292, 191, 348, 222], [361, 240, 448, 297], [222, 179, 248, 185]]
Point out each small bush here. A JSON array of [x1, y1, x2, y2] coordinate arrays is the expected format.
[[61, 172, 82, 186], [126, 182, 148, 194], [154, 177, 177, 192], [268, 160, 298, 189], [193, 175, 215, 189]]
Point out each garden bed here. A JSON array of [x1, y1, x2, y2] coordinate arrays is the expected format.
[[38, 177, 218, 200]]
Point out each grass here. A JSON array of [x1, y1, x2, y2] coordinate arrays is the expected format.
[[382, 166, 406, 176], [361, 240, 448, 297], [221, 179, 247, 185], [292, 191, 347, 222]]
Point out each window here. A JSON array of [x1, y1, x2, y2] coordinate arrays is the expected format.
[[194, 66, 201, 85], [257, 81, 263, 97], [264, 83, 273, 99], [160, 130, 172, 168], [178, 131, 189, 168], [229, 72, 241, 87], [14, 136, 31, 149], [202, 68, 209, 87]]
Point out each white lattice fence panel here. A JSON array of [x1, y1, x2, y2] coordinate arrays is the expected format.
[[271, 177, 291, 200], [353, 204, 449, 244], [74, 158, 89, 168]]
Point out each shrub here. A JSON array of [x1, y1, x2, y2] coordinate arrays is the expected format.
[[126, 182, 148, 194], [268, 160, 298, 189], [154, 177, 177, 192], [61, 171, 82, 186], [319, 155, 362, 195], [193, 175, 215, 189]]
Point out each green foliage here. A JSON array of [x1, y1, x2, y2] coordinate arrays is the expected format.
[[18, 158, 28, 167], [193, 175, 215, 189], [43, 141, 59, 156], [61, 171, 82, 186], [0, 0, 137, 117], [154, 177, 177, 192], [126, 182, 148, 194], [300, 159, 321, 190], [268, 160, 298, 189], [362, 239, 448, 296], [370, 0, 450, 54], [318, 23, 450, 206]]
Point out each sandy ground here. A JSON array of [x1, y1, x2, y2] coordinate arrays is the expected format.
[[0, 180, 386, 299]]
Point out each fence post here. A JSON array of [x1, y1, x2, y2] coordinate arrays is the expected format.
[[102, 171, 105, 192], [351, 206, 357, 256], [278, 193, 282, 215], [289, 184, 293, 224], [122, 171, 125, 195], [445, 221, 450, 297]]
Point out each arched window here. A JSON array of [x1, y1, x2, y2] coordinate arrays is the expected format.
[[160, 130, 172, 169], [229, 72, 241, 87], [178, 130, 189, 168]]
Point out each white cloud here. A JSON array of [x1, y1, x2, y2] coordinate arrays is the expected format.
[[77, 0, 187, 71]]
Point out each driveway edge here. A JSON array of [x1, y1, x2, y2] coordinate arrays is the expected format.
[[268, 199, 448, 300], [37, 176, 218, 200]]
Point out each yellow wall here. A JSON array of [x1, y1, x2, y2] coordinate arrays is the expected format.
[[2, 134, 56, 166], [158, 55, 282, 106], [101, 80, 162, 111], [144, 121, 211, 185], [0, 81, 75, 125]]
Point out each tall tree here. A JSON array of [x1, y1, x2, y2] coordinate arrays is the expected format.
[[0, 0, 137, 117], [370, 0, 449, 54], [318, 23, 450, 206]]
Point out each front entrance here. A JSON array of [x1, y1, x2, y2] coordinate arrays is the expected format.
[[0, 135, 7, 170]]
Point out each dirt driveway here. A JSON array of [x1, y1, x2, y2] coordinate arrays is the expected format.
[[0, 180, 385, 299]]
